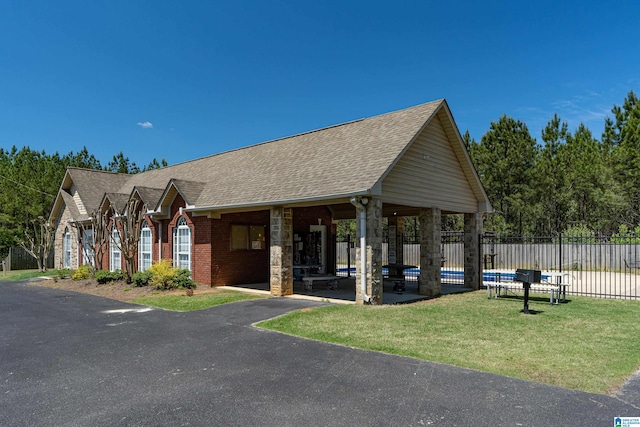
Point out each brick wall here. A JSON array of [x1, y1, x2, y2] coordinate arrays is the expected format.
[[151, 201, 334, 287], [54, 190, 337, 289], [210, 210, 271, 286]]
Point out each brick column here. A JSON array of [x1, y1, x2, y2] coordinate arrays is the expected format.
[[464, 213, 483, 290], [418, 208, 441, 297], [270, 206, 293, 296], [354, 197, 383, 305]]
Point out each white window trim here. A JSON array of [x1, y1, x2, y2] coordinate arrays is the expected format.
[[139, 220, 152, 272], [82, 229, 94, 267], [173, 216, 191, 271], [110, 228, 121, 272], [63, 227, 72, 269]]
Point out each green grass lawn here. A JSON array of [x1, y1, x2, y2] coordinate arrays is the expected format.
[[257, 291, 640, 395], [131, 289, 264, 311], [0, 269, 58, 281]]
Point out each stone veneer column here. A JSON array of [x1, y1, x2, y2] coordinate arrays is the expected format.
[[464, 213, 483, 290], [270, 206, 293, 296], [354, 197, 383, 305], [418, 208, 441, 297]]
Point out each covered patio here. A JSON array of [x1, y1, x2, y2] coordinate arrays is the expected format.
[[232, 276, 474, 304], [266, 100, 491, 304]]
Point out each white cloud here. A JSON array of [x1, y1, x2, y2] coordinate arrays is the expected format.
[[137, 121, 153, 129]]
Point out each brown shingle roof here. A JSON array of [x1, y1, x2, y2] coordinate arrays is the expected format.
[[131, 186, 165, 208], [102, 193, 130, 214], [56, 99, 489, 218], [66, 168, 131, 214], [118, 99, 443, 209], [59, 191, 81, 220]]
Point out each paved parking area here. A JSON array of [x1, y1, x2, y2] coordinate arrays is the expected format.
[[1, 280, 638, 426]]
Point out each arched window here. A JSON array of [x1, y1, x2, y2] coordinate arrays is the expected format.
[[82, 229, 94, 266], [173, 216, 191, 270], [63, 227, 72, 269], [110, 228, 121, 272], [139, 220, 152, 272]]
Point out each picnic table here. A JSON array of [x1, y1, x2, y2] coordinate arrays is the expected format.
[[301, 275, 341, 291], [293, 264, 322, 281], [484, 269, 571, 305]]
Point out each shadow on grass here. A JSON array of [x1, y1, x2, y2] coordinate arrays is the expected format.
[[520, 309, 544, 315]]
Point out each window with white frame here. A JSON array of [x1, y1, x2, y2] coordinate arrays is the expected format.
[[139, 220, 152, 272], [110, 228, 121, 272], [173, 216, 191, 270], [82, 229, 94, 266], [63, 227, 72, 268]]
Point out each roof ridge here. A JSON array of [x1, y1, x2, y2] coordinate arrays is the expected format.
[[136, 99, 444, 177], [67, 166, 129, 176], [138, 118, 367, 175], [366, 98, 444, 120]]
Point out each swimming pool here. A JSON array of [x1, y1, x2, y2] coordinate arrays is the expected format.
[[336, 267, 545, 283]]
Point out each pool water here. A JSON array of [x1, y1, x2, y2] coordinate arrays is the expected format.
[[336, 268, 547, 283]]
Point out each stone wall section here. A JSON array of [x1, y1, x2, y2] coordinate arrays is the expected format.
[[464, 213, 483, 290], [52, 203, 79, 269], [419, 208, 441, 297], [270, 206, 293, 296]]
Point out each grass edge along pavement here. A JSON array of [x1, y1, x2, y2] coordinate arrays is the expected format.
[[257, 290, 640, 395], [1, 269, 265, 310], [130, 290, 264, 311], [0, 269, 58, 281]]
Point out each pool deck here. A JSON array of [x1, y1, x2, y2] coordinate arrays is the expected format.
[[230, 268, 640, 302], [229, 277, 472, 304]]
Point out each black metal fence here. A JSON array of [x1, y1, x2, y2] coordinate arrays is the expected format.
[[336, 232, 640, 300], [480, 234, 640, 300]]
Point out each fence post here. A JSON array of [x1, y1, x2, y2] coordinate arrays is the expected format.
[[559, 233, 563, 273], [346, 234, 351, 278]]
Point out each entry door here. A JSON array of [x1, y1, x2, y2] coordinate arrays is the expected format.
[[309, 225, 326, 273]]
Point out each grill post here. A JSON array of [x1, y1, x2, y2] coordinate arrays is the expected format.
[[515, 269, 541, 314]]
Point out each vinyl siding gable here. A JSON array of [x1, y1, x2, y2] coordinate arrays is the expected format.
[[381, 114, 478, 213], [71, 185, 87, 216]]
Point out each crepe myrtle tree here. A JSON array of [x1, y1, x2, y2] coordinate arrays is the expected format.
[[73, 208, 111, 271], [17, 216, 54, 272], [109, 197, 146, 283]]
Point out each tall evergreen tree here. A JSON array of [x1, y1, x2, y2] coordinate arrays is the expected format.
[[143, 158, 168, 171], [563, 123, 620, 234], [603, 91, 640, 226], [471, 115, 539, 234], [533, 114, 571, 235], [107, 152, 140, 174]]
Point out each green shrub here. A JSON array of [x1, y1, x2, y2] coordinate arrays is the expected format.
[[57, 268, 72, 279], [149, 259, 177, 290], [175, 268, 196, 289], [132, 270, 153, 287], [94, 269, 123, 284], [71, 264, 93, 280]]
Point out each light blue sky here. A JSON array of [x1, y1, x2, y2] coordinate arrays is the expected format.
[[1, 1, 638, 167]]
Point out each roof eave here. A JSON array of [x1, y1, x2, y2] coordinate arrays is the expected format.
[[182, 190, 377, 216]]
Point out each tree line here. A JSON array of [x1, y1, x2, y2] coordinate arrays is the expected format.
[[0, 147, 166, 260], [467, 90, 639, 237]]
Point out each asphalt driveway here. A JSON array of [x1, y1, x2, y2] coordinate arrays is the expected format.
[[1, 280, 638, 426]]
